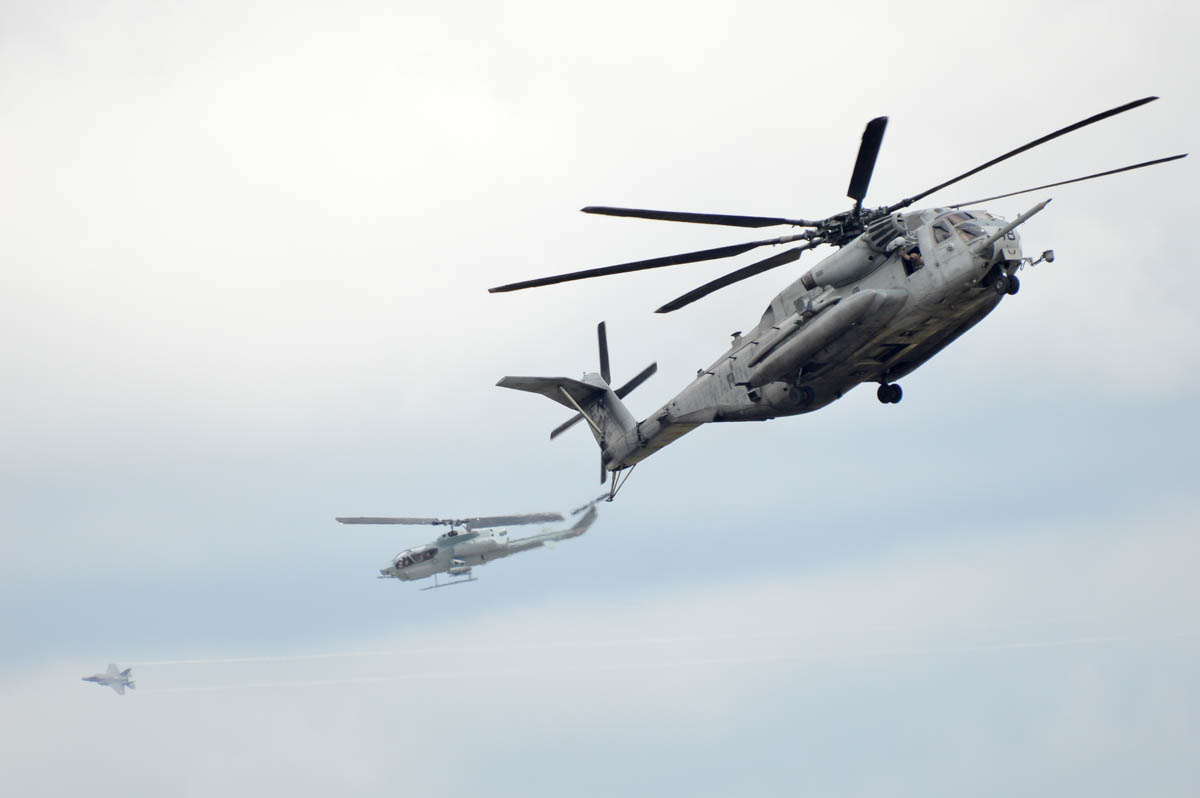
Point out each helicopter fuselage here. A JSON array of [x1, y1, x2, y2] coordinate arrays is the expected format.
[[378, 506, 598, 583], [604, 206, 1029, 470]]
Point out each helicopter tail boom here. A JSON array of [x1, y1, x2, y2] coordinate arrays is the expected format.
[[498, 322, 659, 482], [497, 374, 638, 453]]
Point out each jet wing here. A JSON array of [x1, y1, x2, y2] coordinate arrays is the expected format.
[[110, 683, 125, 695]]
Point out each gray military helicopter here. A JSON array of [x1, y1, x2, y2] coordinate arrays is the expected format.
[[490, 97, 1186, 496], [336, 500, 601, 589]]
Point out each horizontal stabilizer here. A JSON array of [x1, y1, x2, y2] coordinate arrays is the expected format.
[[496, 376, 606, 411]]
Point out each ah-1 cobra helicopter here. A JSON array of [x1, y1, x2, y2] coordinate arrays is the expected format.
[[336, 499, 601, 589], [490, 97, 1186, 496]]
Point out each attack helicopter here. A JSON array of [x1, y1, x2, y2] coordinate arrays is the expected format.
[[490, 97, 1186, 496], [336, 500, 602, 590]]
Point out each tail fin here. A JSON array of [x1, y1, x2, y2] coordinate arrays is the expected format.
[[127, 681, 136, 691], [120, 668, 132, 678], [498, 322, 655, 481]]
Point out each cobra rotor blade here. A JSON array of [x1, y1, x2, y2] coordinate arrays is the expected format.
[[886, 96, 1160, 212], [461, 513, 565, 529], [847, 116, 888, 208], [582, 206, 819, 228], [488, 232, 813, 294], [572, 494, 609, 514], [336, 517, 452, 525], [655, 240, 821, 314], [597, 322, 611, 384], [550, 362, 657, 439], [948, 153, 1188, 207]]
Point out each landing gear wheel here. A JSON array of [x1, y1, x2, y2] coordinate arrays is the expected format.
[[1006, 274, 1020, 295], [877, 383, 902, 404], [991, 275, 1010, 295], [795, 385, 814, 405]]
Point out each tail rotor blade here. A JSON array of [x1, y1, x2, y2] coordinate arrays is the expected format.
[[597, 322, 611, 384], [550, 362, 656, 439], [550, 412, 584, 440], [615, 363, 657, 399]]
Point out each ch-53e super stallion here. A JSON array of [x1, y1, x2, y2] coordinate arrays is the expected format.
[[490, 97, 1185, 497], [336, 500, 601, 590]]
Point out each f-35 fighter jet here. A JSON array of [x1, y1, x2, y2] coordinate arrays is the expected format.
[[82, 664, 135, 695]]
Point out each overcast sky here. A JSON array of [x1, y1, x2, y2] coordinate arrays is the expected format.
[[1, 1, 1198, 795]]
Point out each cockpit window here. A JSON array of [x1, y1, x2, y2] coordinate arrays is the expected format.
[[395, 547, 438, 568], [944, 211, 974, 225], [932, 223, 951, 243], [955, 223, 985, 242]]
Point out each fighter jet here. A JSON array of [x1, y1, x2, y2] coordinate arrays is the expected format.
[[82, 664, 135, 695]]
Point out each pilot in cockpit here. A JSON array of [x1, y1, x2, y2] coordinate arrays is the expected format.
[[889, 234, 924, 275]]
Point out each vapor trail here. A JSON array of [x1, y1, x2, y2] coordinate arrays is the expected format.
[[129, 633, 777, 667], [138, 633, 1197, 695]]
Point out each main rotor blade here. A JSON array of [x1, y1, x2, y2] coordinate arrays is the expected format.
[[655, 240, 822, 314], [550, 363, 657, 440], [597, 321, 611, 384], [886, 96, 1161, 212], [572, 494, 609, 514], [462, 513, 564, 529], [948, 153, 1188, 207], [488, 232, 813, 294], [847, 116, 888, 206], [336, 512, 565, 527], [336, 517, 449, 525], [582, 206, 820, 228]]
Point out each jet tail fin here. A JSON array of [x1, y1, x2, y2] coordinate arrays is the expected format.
[[127, 681, 136, 691]]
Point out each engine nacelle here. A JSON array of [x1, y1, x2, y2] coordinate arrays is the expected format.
[[800, 215, 905, 290], [451, 533, 507, 557]]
